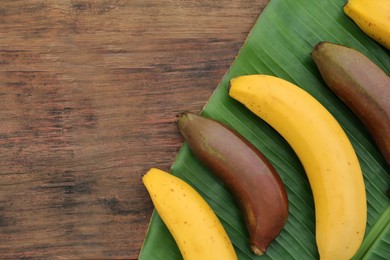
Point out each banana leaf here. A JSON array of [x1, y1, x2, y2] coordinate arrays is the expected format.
[[139, 0, 390, 259]]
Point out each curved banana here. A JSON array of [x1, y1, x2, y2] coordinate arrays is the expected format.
[[344, 0, 390, 50], [142, 168, 237, 260], [229, 75, 367, 260], [311, 41, 390, 165], [177, 112, 288, 255]]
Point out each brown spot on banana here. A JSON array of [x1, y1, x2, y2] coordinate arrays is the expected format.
[[176, 112, 289, 255]]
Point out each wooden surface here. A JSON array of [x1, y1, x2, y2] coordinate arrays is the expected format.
[[0, 0, 267, 258]]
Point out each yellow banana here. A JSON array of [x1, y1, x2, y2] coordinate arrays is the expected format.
[[229, 75, 367, 260], [142, 168, 237, 260], [344, 0, 390, 50]]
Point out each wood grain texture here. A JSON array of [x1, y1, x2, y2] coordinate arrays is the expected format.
[[0, 0, 267, 258]]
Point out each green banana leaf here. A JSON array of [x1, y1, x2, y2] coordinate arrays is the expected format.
[[139, 0, 390, 259]]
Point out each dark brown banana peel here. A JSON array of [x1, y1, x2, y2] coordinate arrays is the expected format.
[[311, 42, 390, 166], [176, 112, 289, 255]]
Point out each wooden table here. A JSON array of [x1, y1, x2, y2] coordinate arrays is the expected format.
[[0, 1, 267, 258]]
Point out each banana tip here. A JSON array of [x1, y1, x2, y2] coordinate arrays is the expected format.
[[343, 0, 350, 9], [176, 112, 184, 119], [250, 245, 265, 256], [176, 111, 191, 121], [176, 112, 196, 133], [311, 41, 328, 56]]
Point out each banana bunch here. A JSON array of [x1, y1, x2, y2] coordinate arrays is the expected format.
[[229, 75, 367, 260], [344, 0, 390, 49], [141, 2, 388, 259]]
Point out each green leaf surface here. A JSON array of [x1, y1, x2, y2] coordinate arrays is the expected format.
[[139, 0, 390, 259]]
